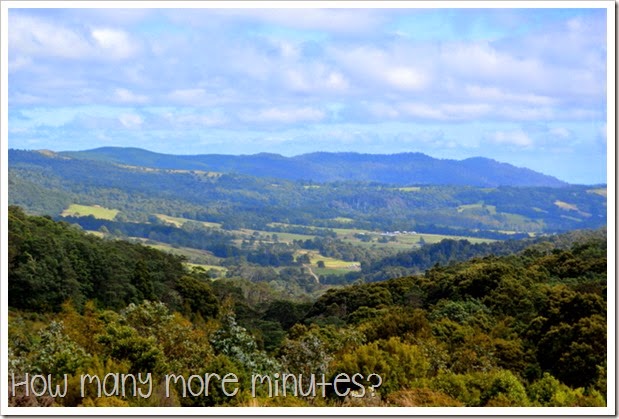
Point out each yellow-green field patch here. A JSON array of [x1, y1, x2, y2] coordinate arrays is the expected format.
[[553, 201, 591, 217], [331, 217, 355, 223], [85, 230, 105, 238], [554, 200, 579, 211], [296, 250, 360, 271], [587, 188, 607, 197], [62, 204, 119, 220], [134, 238, 223, 265], [269, 221, 497, 246], [156, 214, 222, 229], [186, 263, 228, 277], [457, 203, 497, 215]]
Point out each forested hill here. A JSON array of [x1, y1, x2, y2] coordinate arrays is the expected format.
[[8, 149, 606, 234], [59, 147, 567, 187], [8, 206, 607, 407]]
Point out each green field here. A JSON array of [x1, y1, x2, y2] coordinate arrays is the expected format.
[[186, 263, 228, 277], [139, 216, 498, 273], [330, 217, 355, 223], [62, 204, 119, 220], [296, 250, 360, 272], [85, 230, 105, 238], [270, 221, 496, 247], [587, 188, 607, 197], [155, 214, 222, 229], [457, 203, 497, 215], [134, 238, 223, 266]]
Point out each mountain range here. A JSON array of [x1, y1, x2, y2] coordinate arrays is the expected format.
[[58, 147, 568, 188]]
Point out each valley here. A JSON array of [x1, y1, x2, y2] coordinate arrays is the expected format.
[[7, 147, 609, 407]]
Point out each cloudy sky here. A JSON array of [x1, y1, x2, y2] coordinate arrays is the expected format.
[[7, 5, 608, 184]]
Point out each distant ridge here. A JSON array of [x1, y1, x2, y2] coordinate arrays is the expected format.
[[57, 147, 568, 187]]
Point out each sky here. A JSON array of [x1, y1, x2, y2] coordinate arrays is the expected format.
[[6, 4, 609, 184]]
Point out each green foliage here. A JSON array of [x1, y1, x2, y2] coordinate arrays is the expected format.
[[29, 321, 91, 377], [175, 275, 219, 320], [333, 337, 430, 396], [8, 206, 188, 312], [7, 201, 607, 407], [10, 149, 606, 237], [431, 370, 529, 406], [210, 314, 281, 375]]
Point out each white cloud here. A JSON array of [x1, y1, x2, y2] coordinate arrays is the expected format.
[[10, 14, 93, 59], [284, 70, 311, 92], [243, 107, 325, 124], [10, 92, 45, 105], [441, 42, 545, 87], [118, 113, 143, 129], [166, 113, 227, 127], [491, 130, 533, 147], [384, 67, 426, 91], [91, 28, 138, 60], [281, 65, 350, 94], [365, 102, 400, 119], [465, 85, 555, 106], [8, 56, 32, 72], [399, 102, 491, 121], [598, 123, 607, 142], [168, 89, 207, 104], [326, 72, 349, 91], [174, 9, 386, 34], [549, 127, 571, 139], [333, 46, 430, 93], [114, 88, 148, 104], [400, 103, 444, 120], [9, 14, 139, 61], [495, 106, 555, 121]]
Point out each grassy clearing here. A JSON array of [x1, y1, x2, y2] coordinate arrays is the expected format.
[[457, 203, 497, 215], [272, 221, 496, 246], [85, 230, 105, 238], [155, 214, 221, 229], [587, 188, 607, 197], [331, 217, 355, 223], [554, 200, 579, 211], [62, 204, 119, 220], [552, 201, 591, 218], [296, 250, 360, 271], [395, 232, 494, 245], [134, 238, 223, 265], [186, 263, 227, 277]]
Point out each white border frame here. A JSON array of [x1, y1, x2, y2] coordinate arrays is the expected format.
[[1, 1, 615, 416]]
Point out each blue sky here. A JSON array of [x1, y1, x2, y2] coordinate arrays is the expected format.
[[7, 5, 608, 184]]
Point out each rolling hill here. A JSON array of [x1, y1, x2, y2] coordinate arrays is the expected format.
[[8, 149, 605, 236], [59, 147, 568, 188]]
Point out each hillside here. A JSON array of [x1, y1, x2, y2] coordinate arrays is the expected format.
[[8, 207, 607, 407], [59, 147, 568, 188], [9, 149, 605, 237]]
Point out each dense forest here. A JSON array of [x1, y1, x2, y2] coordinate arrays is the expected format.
[[8, 207, 607, 407], [60, 147, 567, 187]]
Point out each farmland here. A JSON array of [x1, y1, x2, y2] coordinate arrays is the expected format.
[[61, 204, 119, 220]]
